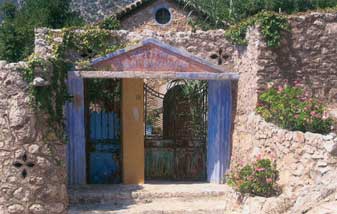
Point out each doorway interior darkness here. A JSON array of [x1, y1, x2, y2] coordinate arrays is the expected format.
[[144, 80, 208, 181]]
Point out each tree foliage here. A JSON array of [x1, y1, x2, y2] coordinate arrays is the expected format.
[[0, 0, 84, 62], [185, 0, 337, 28]]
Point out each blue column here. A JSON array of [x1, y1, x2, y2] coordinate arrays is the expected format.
[[207, 80, 232, 184], [66, 71, 86, 185]]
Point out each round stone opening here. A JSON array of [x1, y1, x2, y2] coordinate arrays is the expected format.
[[155, 8, 171, 25]]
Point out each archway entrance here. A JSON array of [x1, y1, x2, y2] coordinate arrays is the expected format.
[[66, 39, 239, 186], [144, 80, 207, 181]]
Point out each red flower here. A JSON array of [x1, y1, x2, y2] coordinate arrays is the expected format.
[[266, 178, 273, 183]]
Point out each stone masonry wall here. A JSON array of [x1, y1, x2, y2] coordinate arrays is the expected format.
[[120, 0, 193, 33], [233, 114, 337, 214], [35, 28, 236, 70], [231, 12, 337, 213], [70, 0, 134, 23], [0, 62, 68, 214], [256, 12, 337, 104]]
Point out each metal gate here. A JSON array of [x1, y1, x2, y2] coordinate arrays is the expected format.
[[144, 80, 208, 181], [85, 79, 121, 184]]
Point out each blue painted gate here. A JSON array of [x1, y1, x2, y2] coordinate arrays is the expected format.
[[88, 111, 121, 184], [66, 71, 86, 185], [207, 80, 233, 184]]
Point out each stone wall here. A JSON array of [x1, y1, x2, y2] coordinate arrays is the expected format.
[[255, 13, 337, 104], [120, 0, 193, 33], [231, 12, 337, 213], [0, 62, 68, 214], [233, 114, 337, 214], [70, 0, 134, 23], [35, 28, 236, 70]]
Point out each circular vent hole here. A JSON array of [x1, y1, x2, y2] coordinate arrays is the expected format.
[[155, 8, 171, 25]]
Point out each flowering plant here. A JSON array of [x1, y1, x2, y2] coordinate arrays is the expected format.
[[226, 157, 280, 197], [257, 80, 333, 134]]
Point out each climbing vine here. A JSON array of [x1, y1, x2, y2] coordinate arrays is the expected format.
[[225, 11, 289, 48], [23, 27, 126, 139]]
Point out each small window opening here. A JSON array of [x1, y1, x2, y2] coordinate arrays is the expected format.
[[155, 8, 171, 25]]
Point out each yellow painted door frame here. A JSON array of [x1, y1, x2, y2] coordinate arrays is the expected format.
[[121, 78, 145, 184]]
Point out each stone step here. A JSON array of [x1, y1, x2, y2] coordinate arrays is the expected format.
[[68, 196, 242, 214], [69, 183, 237, 205]]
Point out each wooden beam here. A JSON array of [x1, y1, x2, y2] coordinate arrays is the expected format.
[[122, 79, 145, 184], [73, 71, 239, 80]]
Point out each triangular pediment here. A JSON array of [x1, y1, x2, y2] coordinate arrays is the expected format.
[[91, 39, 224, 73]]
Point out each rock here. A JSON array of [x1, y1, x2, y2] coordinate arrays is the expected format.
[[306, 201, 337, 214], [294, 131, 305, 143], [261, 195, 294, 214], [28, 144, 40, 154], [8, 204, 25, 214], [0, 60, 7, 68], [243, 197, 267, 214], [324, 141, 337, 156], [49, 203, 65, 213], [317, 161, 328, 167], [323, 134, 334, 141], [29, 204, 45, 214], [32, 77, 49, 86], [291, 185, 336, 213]]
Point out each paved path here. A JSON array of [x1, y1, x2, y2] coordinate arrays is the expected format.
[[68, 182, 241, 213]]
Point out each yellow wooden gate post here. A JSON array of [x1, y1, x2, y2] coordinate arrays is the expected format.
[[121, 78, 145, 184]]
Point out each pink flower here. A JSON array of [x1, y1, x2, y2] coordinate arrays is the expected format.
[[322, 111, 329, 120], [294, 80, 301, 86], [256, 154, 262, 160], [294, 114, 299, 119], [310, 111, 316, 116], [277, 85, 284, 92], [266, 178, 273, 184], [255, 167, 265, 172]]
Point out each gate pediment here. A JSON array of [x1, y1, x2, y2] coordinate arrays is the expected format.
[[91, 39, 224, 73]]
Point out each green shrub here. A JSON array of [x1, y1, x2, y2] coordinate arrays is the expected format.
[[227, 158, 280, 197], [256, 81, 333, 134], [184, 0, 337, 28], [97, 16, 121, 30], [225, 11, 289, 48], [0, 0, 84, 62]]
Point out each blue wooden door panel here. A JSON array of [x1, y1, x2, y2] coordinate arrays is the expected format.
[[108, 112, 114, 139], [88, 111, 121, 184], [207, 80, 232, 184], [66, 71, 86, 185]]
